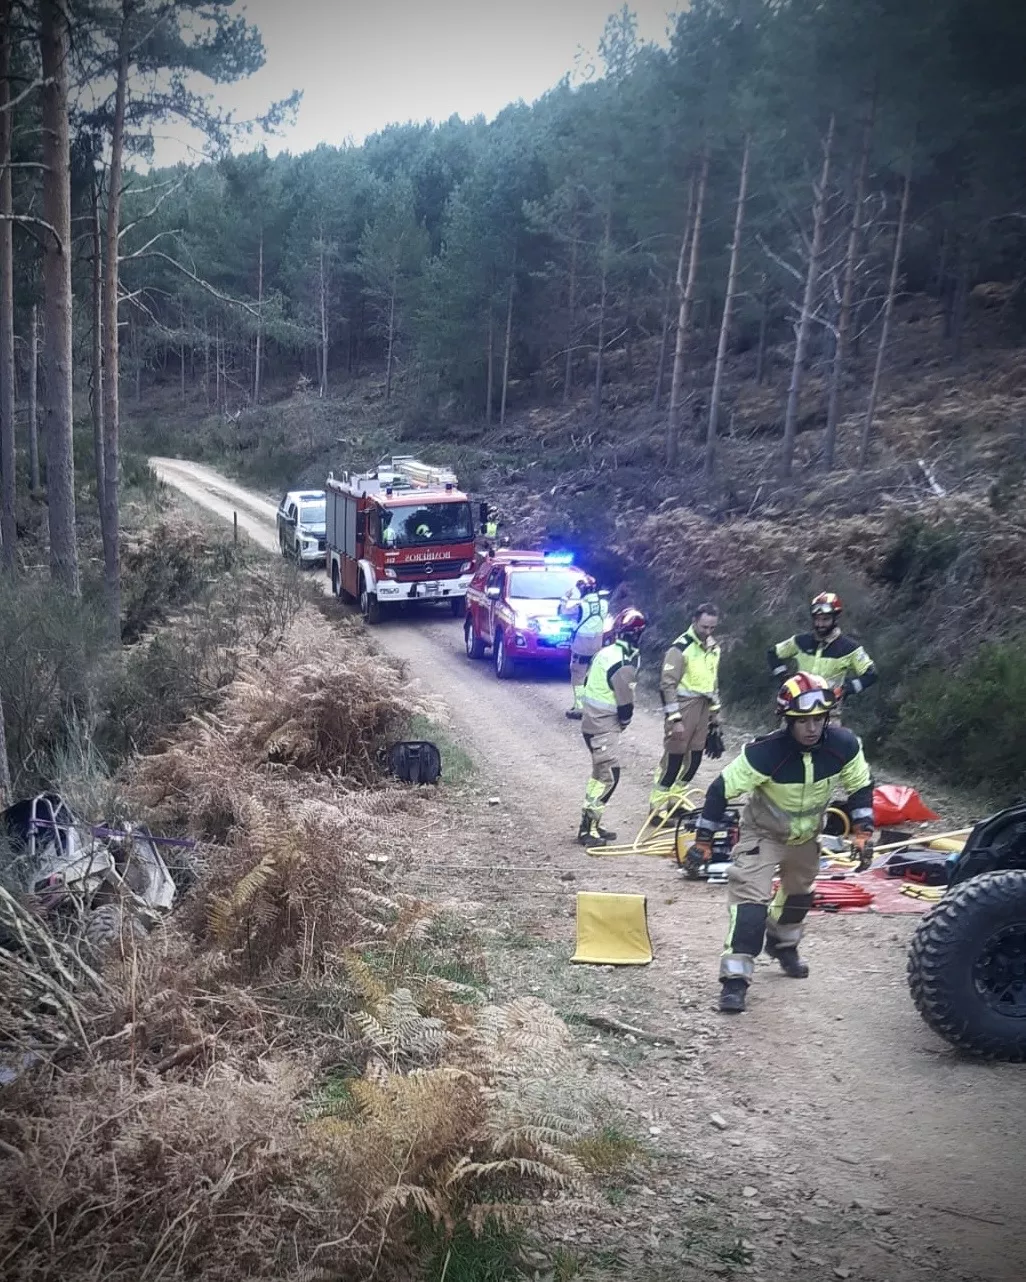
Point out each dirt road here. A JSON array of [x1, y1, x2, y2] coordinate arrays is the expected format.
[[152, 457, 1024, 1282]]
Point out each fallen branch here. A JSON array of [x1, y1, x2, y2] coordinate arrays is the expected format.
[[582, 1014, 677, 1046]]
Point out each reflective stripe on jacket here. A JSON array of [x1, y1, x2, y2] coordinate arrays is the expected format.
[[582, 640, 639, 713]]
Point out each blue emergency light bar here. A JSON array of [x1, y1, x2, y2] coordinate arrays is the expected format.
[[544, 551, 574, 566]]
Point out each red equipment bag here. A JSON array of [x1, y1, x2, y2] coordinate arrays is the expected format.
[[872, 785, 939, 827]]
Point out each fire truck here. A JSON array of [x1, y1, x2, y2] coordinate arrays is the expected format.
[[325, 456, 483, 624]]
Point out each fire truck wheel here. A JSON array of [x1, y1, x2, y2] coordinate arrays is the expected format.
[[360, 577, 382, 625], [494, 632, 516, 680], [450, 595, 465, 618]]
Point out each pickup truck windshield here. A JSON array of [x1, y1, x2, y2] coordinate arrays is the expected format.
[[380, 501, 473, 548], [300, 502, 326, 525], [508, 569, 581, 600]]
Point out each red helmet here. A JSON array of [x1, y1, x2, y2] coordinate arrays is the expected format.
[[776, 672, 837, 718], [611, 606, 647, 646], [811, 591, 843, 618]]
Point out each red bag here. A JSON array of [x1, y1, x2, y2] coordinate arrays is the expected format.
[[872, 785, 939, 827]]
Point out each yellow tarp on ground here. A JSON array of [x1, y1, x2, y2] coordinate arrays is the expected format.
[[571, 892, 653, 966]]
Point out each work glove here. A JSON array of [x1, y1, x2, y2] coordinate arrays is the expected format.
[[851, 825, 875, 873], [705, 723, 725, 759], [681, 838, 713, 878]]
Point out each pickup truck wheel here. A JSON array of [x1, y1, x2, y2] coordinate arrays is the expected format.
[[360, 578, 382, 625], [494, 632, 516, 680], [908, 869, 1026, 1061], [465, 618, 486, 660]]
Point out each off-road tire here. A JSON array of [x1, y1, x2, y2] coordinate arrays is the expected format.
[[83, 905, 147, 958], [907, 869, 1026, 1061], [465, 618, 486, 659], [494, 632, 515, 680], [360, 577, 382, 625]]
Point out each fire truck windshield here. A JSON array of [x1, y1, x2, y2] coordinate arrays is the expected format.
[[508, 569, 581, 600], [379, 501, 473, 548]]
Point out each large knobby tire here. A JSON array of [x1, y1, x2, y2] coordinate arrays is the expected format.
[[465, 618, 486, 660], [84, 904, 148, 958], [494, 632, 516, 680], [907, 869, 1026, 1061]]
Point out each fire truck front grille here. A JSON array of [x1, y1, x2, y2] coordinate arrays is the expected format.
[[393, 564, 453, 581]]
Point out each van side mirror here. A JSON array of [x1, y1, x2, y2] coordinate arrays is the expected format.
[[485, 585, 501, 599]]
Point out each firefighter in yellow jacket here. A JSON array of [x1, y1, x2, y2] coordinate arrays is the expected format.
[[649, 604, 724, 817], [768, 592, 876, 715], [577, 608, 647, 847], [686, 673, 874, 1013]]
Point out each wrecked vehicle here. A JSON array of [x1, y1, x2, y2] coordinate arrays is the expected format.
[[0, 793, 180, 952]]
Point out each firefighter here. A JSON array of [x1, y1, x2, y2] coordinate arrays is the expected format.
[[768, 592, 876, 717], [649, 604, 723, 818], [484, 506, 499, 540], [577, 607, 647, 847], [559, 579, 609, 720], [685, 673, 874, 1013]]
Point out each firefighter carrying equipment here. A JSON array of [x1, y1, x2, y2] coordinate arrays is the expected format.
[[571, 891, 653, 965], [699, 721, 874, 986]]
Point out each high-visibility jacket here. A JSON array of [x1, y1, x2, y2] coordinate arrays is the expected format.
[[581, 639, 639, 734], [769, 629, 876, 696], [699, 725, 873, 846], [560, 591, 607, 657], [659, 626, 721, 716]]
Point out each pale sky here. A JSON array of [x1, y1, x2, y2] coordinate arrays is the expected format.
[[162, 0, 679, 161]]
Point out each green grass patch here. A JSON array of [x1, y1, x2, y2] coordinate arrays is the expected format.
[[570, 1124, 647, 1175], [418, 1217, 527, 1282]]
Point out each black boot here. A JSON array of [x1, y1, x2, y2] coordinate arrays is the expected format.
[[765, 937, 809, 979], [718, 978, 748, 1013], [577, 814, 610, 847]]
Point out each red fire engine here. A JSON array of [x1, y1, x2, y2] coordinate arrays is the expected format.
[[325, 456, 483, 623]]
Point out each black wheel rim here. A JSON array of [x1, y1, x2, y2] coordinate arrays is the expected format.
[[973, 922, 1026, 1017]]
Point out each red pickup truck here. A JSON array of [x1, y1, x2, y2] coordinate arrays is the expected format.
[[463, 550, 593, 680]]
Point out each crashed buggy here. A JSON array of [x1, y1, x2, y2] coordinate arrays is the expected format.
[[0, 793, 179, 952], [907, 804, 1026, 1061]]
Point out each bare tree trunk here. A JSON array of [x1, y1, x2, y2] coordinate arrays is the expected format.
[[780, 115, 835, 478], [0, 0, 15, 571], [824, 92, 875, 470], [133, 313, 141, 403], [318, 238, 328, 397], [485, 306, 494, 424], [100, 5, 129, 638], [27, 303, 39, 492], [253, 226, 263, 403], [652, 269, 673, 408], [90, 177, 104, 503], [203, 312, 210, 407], [179, 300, 186, 402], [500, 264, 515, 427], [667, 152, 708, 467], [384, 279, 396, 402], [40, 0, 79, 594], [754, 278, 769, 385], [0, 693, 10, 804], [952, 242, 970, 362], [215, 313, 222, 410], [859, 158, 912, 468], [705, 135, 751, 478], [563, 205, 578, 403], [593, 202, 612, 421]]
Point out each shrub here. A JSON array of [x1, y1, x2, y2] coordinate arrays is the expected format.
[[887, 642, 1026, 801]]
